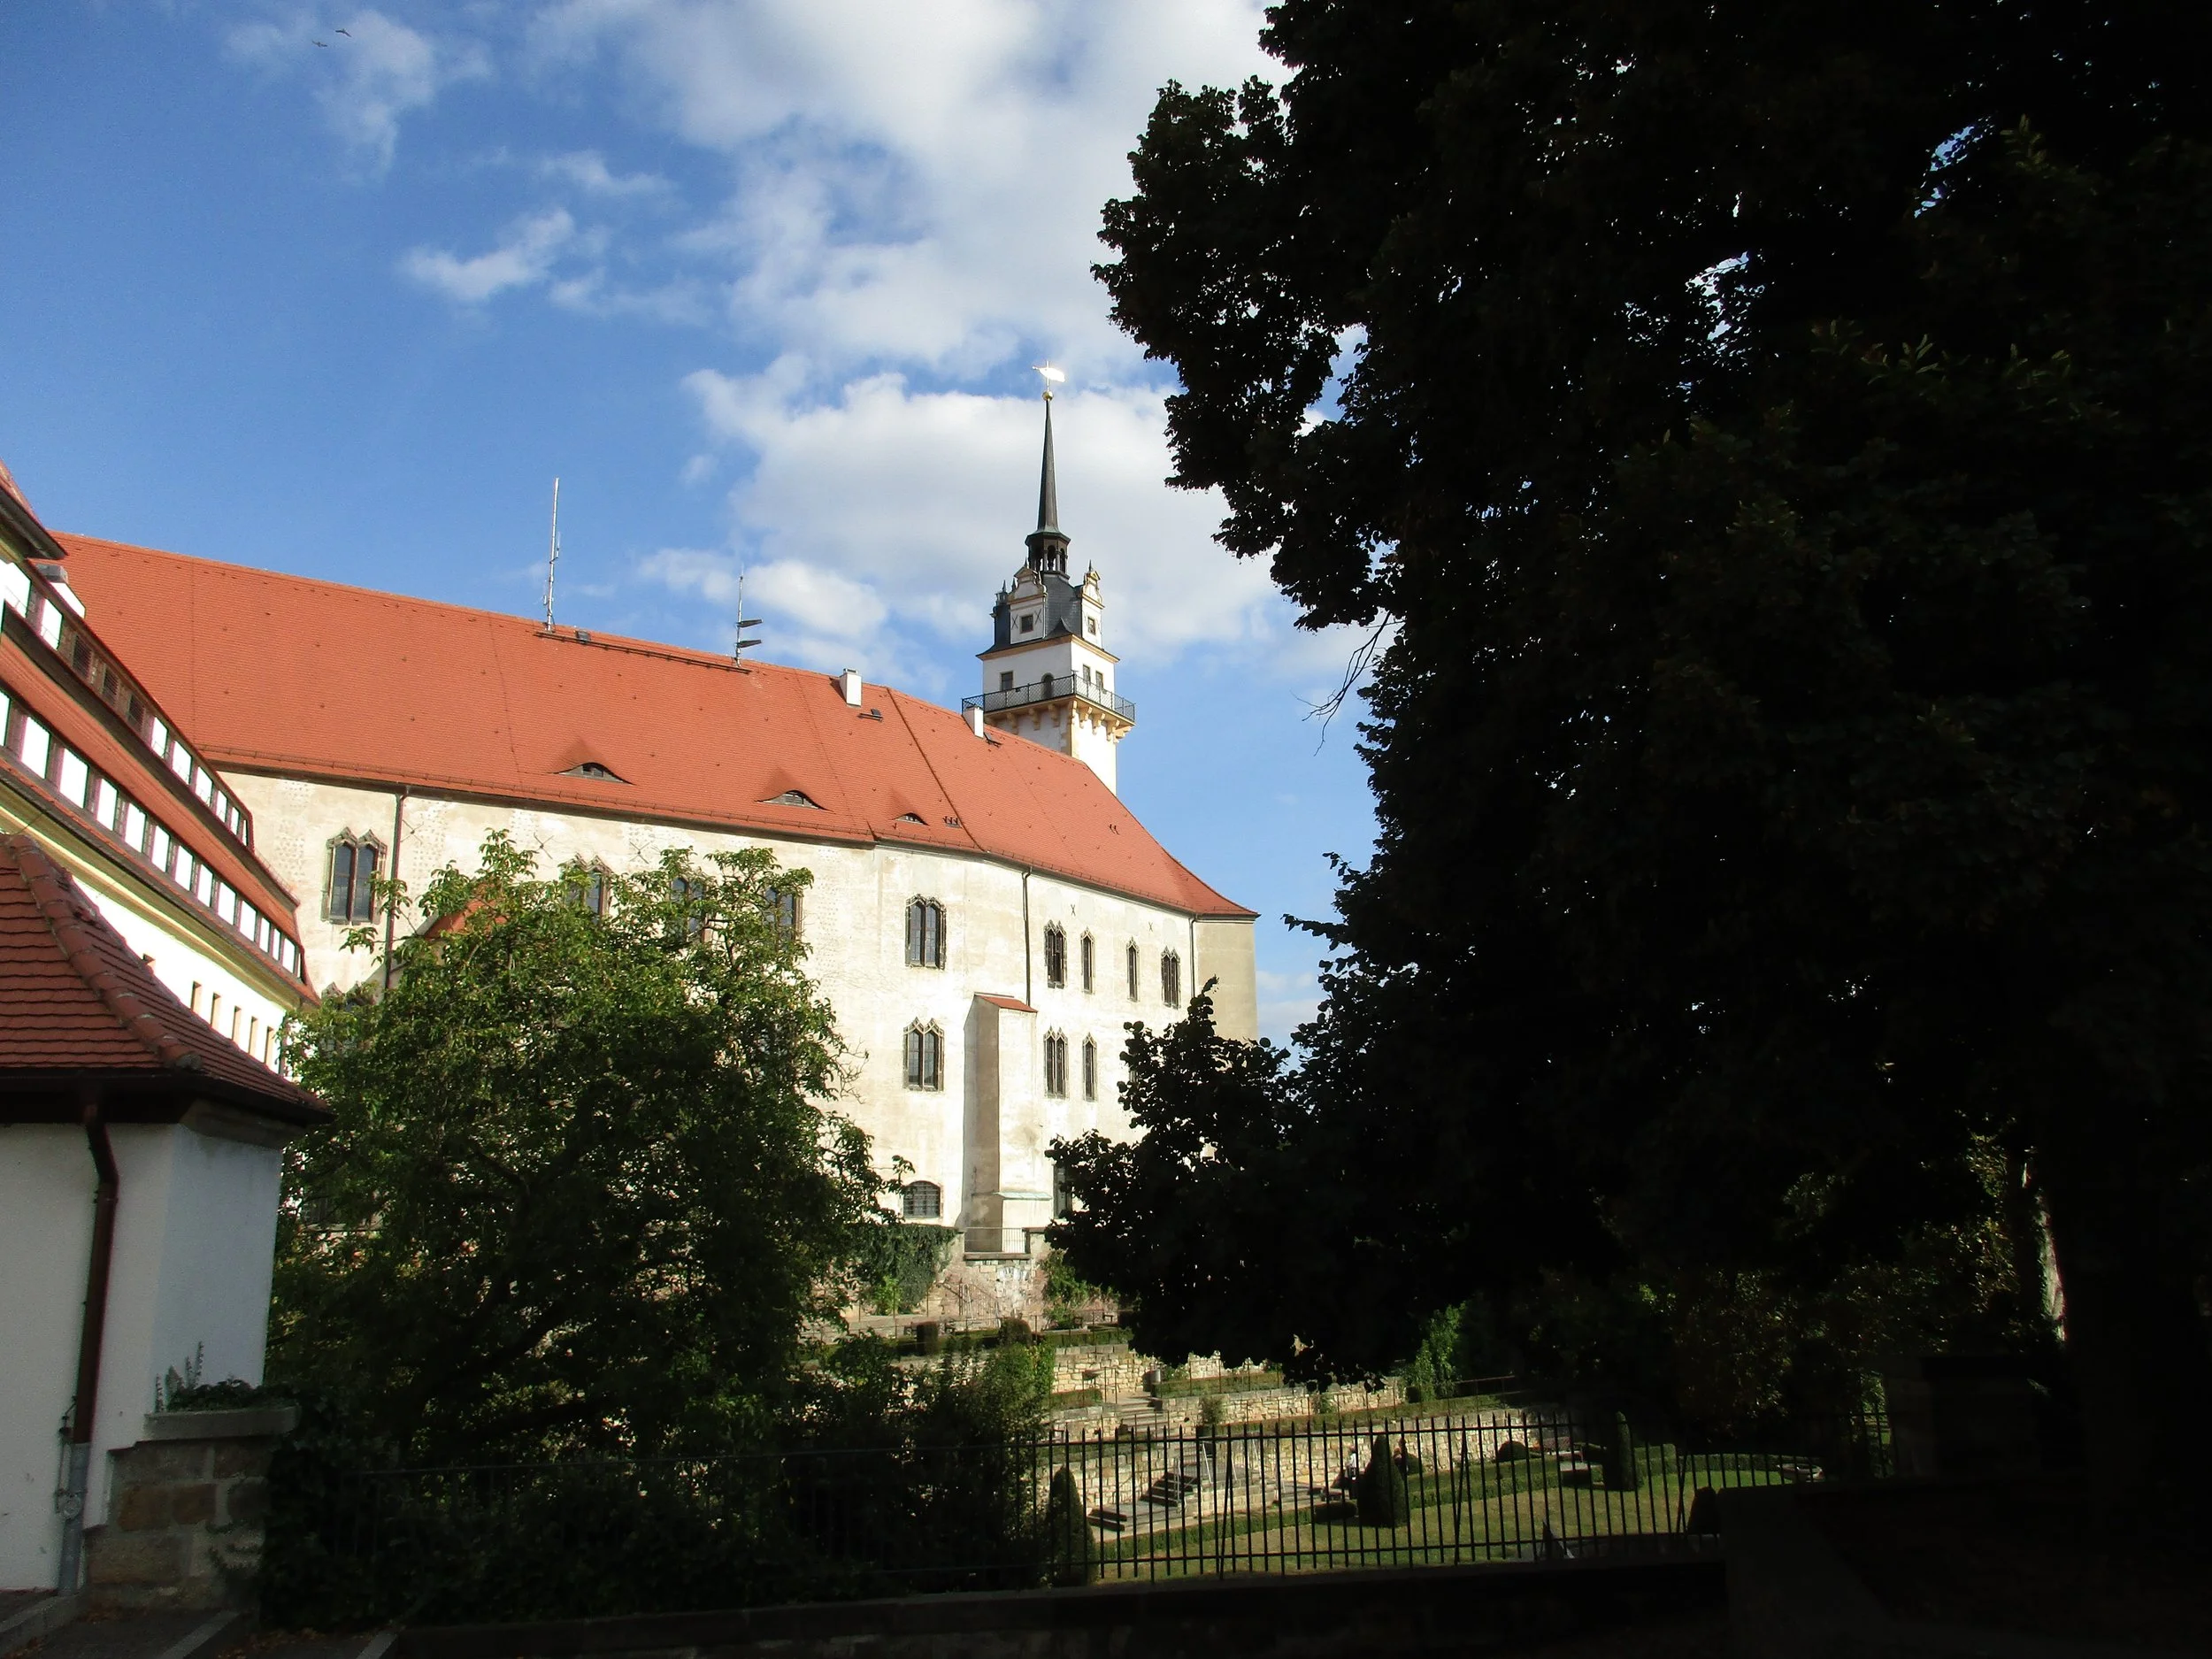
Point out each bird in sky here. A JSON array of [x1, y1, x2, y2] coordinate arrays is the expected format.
[[336, 27, 351, 35], [313, 39, 329, 46]]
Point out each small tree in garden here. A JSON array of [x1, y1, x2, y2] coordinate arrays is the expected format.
[[1356, 1433, 1409, 1526], [1043, 1467, 1094, 1586], [271, 832, 879, 1462]]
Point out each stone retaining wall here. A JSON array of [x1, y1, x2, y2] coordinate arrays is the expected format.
[[82, 1406, 295, 1612]]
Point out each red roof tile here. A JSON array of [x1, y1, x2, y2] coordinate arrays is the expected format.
[[54, 536, 1256, 919], [0, 833, 326, 1122]]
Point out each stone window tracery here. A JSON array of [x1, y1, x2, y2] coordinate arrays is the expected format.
[[1083, 1036, 1097, 1102], [906, 898, 945, 967], [904, 1023, 944, 1091], [326, 833, 382, 924], [1125, 941, 1140, 1000], [1043, 1031, 1069, 1098], [1080, 932, 1094, 992], [1161, 950, 1182, 1008], [1043, 923, 1067, 988]]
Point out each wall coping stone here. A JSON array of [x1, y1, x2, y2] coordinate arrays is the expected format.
[[142, 1405, 301, 1441]]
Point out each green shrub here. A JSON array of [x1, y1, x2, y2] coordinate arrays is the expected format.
[[1356, 1434, 1410, 1526], [1043, 1467, 1094, 1586]]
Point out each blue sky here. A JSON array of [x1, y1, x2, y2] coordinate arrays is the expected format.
[[0, 0, 1378, 1041]]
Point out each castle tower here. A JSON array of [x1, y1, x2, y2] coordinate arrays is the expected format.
[[966, 380, 1133, 793]]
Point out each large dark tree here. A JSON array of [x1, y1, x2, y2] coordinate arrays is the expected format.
[[1062, 0, 2212, 1500]]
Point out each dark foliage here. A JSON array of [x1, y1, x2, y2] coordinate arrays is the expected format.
[[1356, 1434, 1411, 1526], [1073, 0, 2212, 1497]]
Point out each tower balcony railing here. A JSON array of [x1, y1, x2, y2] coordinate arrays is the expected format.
[[964, 676, 1136, 723]]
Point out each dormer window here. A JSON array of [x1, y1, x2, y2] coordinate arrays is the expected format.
[[1019, 614, 1035, 634], [765, 788, 823, 810], [564, 761, 626, 783], [1087, 619, 1097, 635]]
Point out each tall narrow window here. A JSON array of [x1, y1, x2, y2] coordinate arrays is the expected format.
[[1161, 950, 1182, 1007], [570, 864, 609, 917], [326, 835, 380, 924], [1043, 1033, 1068, 1098], [1000, 671, 1014, 691], [906, 898, 945, 967], [669, 874, 706, 940], [1126, 942, 1140, 999], [902, 1180, 942, 1220], [904, 1024, 943, 1090], [1080, 933, 1094, 993], [1043, 924, 1067, 988], [764, 886, 801, 941], [1082, 1037, 1097, 1102]]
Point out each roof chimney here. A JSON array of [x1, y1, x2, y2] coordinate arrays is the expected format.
[[838, 668, 863, 707], [966, 705, 986, 738]]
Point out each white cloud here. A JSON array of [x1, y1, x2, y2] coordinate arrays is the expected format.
[[400, 209, 578, 303], [541, 150, 674, 199], [530, 0, 1272, 382], [228, 9, 488, 170]]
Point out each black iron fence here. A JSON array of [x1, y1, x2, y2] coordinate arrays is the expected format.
[[266, 1404, 1889, 1627]]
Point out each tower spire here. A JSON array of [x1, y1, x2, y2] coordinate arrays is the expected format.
[[1025, 366, 1070, 575]]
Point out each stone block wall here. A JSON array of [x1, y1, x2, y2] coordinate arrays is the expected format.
[[83, 1407, 293, 1611]]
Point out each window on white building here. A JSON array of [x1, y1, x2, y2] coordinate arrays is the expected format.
[[907, 898, 945, 967], [1043, 1032, 1069, 1098], [326, 835, 381, 923], [904, 1024, 944, 1090], [1083, 1037, 1097, 1102], [902, 1180, 943, 1220], [1126, 941, 1140, 1000], [1043, 924, 1067, 988], [1161, 950, 1182, 1008], [1080, 933, 1094, 992]]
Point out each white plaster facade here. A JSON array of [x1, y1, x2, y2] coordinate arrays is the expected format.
[[0, 1122, 284, 1591], [228, 771, 1256, 1254]]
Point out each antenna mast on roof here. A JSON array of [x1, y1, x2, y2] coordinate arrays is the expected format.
[[542, 477, 561, 631], [733, 563, 763, 665]]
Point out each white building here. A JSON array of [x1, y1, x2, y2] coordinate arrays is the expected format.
[[53, 403, 1257, 1261], [0, 469, 325, 1594]]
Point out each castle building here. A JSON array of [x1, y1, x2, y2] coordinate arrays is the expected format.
[[50, 398, 1257, 1263]]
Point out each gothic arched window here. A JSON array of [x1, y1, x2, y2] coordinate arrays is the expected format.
[[669, 873, 707, 941], [764, 885, 801, 941], [1082, 1036, 1097, 1102], [1043, 1032, 1069, 1098], [1161, 950, 1182, 1008], [1079, 933, 1094, 992], [1125, 941, 1140, 1000], [325, 833, 380, 924], [904, 1024, 944, 1091], [906, 898, 945, 968], [1043, 924, 1067, 988], [902, 1179, 942, 1220], [566, 862, 611, 917]]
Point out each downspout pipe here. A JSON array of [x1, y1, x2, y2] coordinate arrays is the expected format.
[[382, 786, 408, 992], [1021, 871, 1033, 1007], [58, 1089, 119, 1592]]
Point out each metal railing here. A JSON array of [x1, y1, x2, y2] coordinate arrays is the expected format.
[[269, 1404, 1888, 1626], [964, 676, 1136, 721]]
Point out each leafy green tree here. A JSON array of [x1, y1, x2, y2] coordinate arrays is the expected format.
[[270, 833, 880, 1461], [1043, 1467, 1095, 1586], [1356, 1434, 1409, 1527], [1079, 0, 2212, 1498]]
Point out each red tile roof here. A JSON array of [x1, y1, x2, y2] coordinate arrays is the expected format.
[[0, 833, 326, 1123], [54, 536, 1256, 920]]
